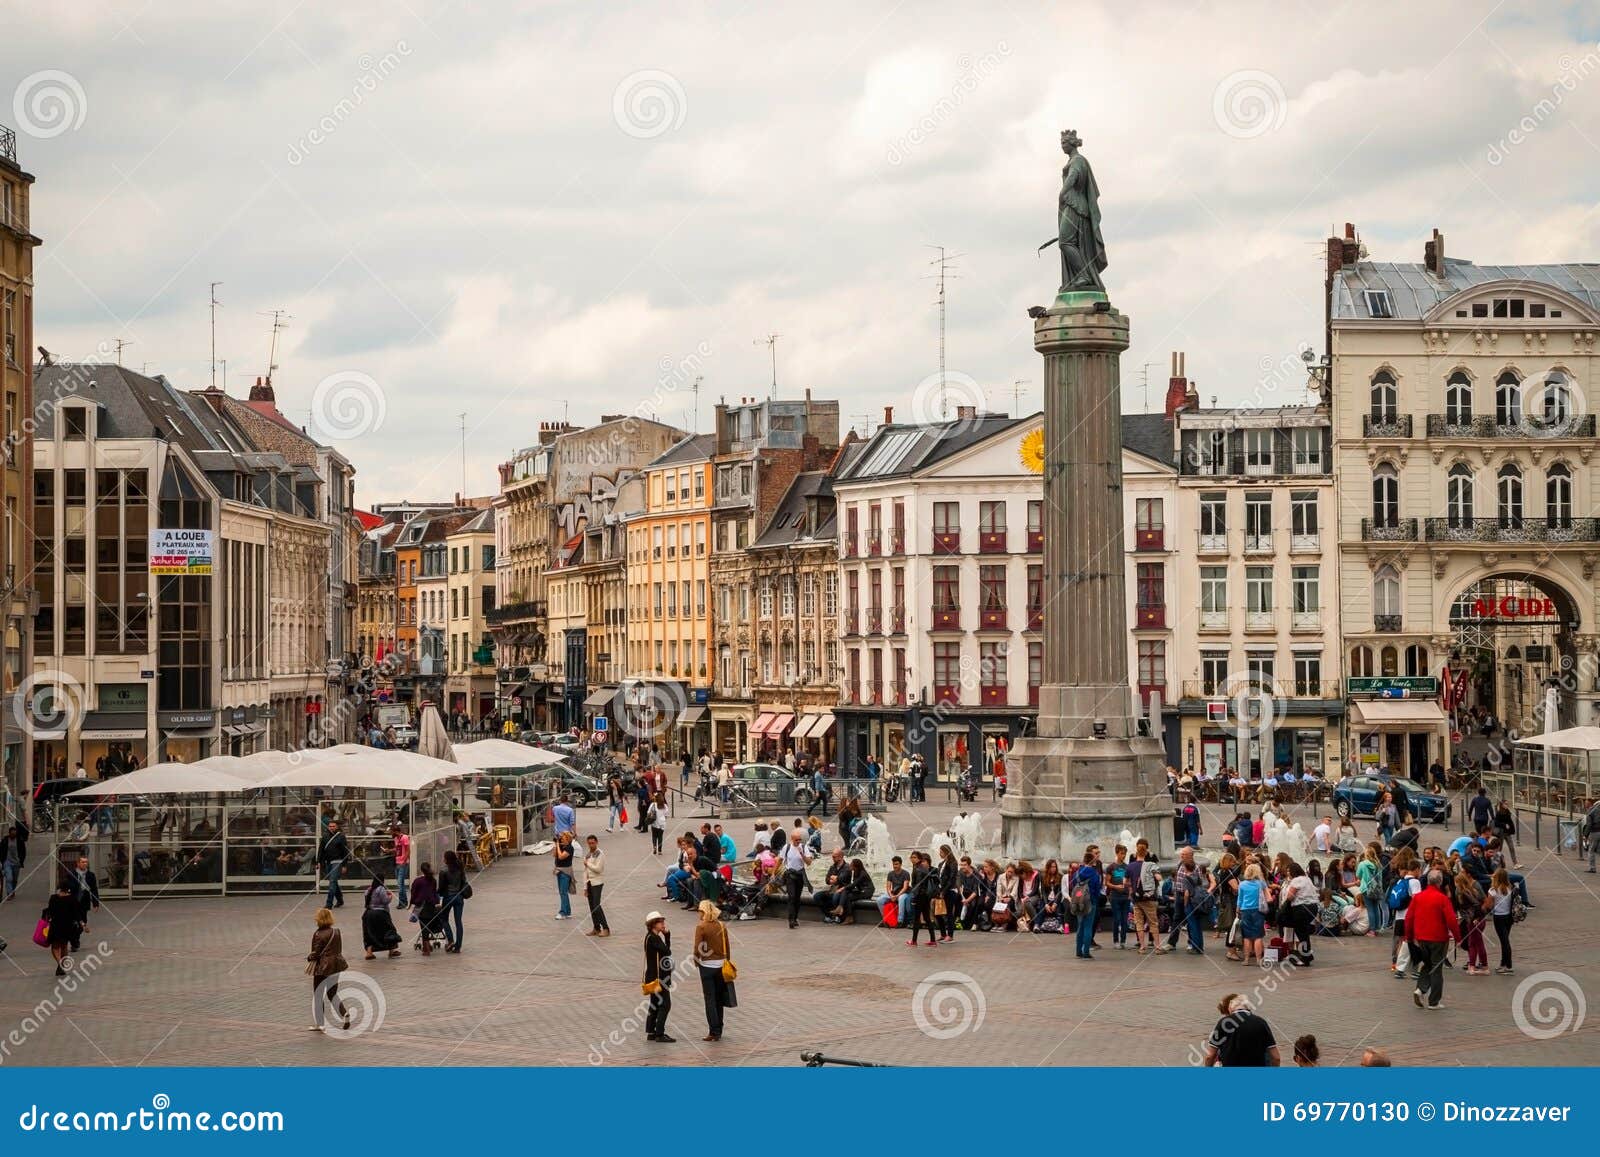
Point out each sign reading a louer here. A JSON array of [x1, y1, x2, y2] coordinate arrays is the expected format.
[[150, 529, 215, 575]]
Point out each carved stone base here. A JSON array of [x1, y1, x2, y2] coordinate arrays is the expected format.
[[1000, 732, 1175, 862]]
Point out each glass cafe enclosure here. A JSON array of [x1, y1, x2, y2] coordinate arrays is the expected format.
[[50, 748, 464, 899], [1496, 727, 1600, 819]]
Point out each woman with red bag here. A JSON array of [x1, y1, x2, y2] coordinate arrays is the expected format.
[[43, 881, 80, 976]]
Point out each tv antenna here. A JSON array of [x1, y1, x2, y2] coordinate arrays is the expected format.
[[925, 246, 963, 418], [691, 374, 703, 433], [1138, 361, 1158, 413], [260, 309, 293, 387], [208, 282, 223, 389], [754, 334, 780, 398], [459, 412, 468, 500], [1012, 379, 1031, 416], [850, 412, 873, 439], [112, 338, 134, 367]]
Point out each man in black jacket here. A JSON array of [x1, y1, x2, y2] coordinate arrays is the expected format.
[[68, 854, 100, 947], [319, 819, 350, 908]]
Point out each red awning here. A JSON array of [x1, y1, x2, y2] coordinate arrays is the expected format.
[[750, 712, 777, 736], [768, 712, 796, 736]]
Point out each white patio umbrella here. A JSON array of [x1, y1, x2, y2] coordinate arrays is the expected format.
[[451, 738, 565, 770]]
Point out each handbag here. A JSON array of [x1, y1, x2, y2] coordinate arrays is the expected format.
[[619, 806, 629, 824], [1225, 918, 1242, 948], [721, 958, 738, 982], [882, 900, 899, 928], [461, 882, 474, 900], [931, 897, 948, 917], [32, 918, 50, 948], [641, 980, 662, 996]]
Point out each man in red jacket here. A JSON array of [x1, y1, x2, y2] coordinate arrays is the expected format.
[[1405, 869, 1461, 1010]]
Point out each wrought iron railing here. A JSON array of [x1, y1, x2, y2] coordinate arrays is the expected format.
[[0, 125, 14, 165], [1363, 414, 1412, 438], [1425, 413, 1596, 439], [1422, 517, 1600, 543], [1361, 517, 1418, 541]]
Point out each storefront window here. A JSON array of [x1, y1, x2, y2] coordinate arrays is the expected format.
[[937, 729, 968, 783]]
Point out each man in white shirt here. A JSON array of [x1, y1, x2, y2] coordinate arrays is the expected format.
[[779, 831, 814, 928], [1312, 816, 1332, 854], [72, 762, 89, 780]]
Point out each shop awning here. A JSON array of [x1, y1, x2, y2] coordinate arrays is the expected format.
[[79, 712, 147, 740], [452, 738, 566, 770], [1350, 701, 1448, 727], [583, 689, 616, 710], [678, 705, 708, 726], [750, 711, 777, 736], [795, 712, 835, 739], [766, 712, 796, 737]]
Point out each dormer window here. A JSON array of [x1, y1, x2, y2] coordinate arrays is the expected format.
[[1364, 290, 1394, 318], [64, 407, 88, 440]]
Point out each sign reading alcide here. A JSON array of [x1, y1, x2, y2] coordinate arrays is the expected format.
[[150, 528, 215, 575]]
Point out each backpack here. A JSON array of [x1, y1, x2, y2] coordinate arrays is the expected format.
[[1386, 877, 1413, 912], [1069, 878, 1093, 917], [1132, 861, 1157, 898]]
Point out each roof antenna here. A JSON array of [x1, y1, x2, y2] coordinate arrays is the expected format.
[[925, 245, 964, 418], [112, 338, 134, 367], [691, 374, 703, 433], [754, 334, 780, 398], [260, 309, 293, 389], [209, 281, 223, 389], [1137, 362, 1157, 413], [1012, 379, 1031, 417], [459, 412, 468, 500]]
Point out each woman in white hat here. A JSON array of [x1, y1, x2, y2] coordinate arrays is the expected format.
[[642, 910, 675, 1043]]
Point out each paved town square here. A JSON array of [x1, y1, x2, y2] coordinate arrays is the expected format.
[[0, 794, 1594, 1068]]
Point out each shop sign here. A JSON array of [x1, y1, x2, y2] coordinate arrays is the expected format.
[[158, 710, 216, 729], [1345, 676, 1439, 697], [150, 529, 215, 575], [1467, 595, 1557, 619]]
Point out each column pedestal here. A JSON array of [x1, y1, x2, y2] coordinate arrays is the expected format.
[[1001, 301, 1174, 861]]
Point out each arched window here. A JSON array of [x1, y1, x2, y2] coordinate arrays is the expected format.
[[1370, 371, 1398, 423], [1447, 462, 1475, 528], [1498, 463, 1524, 528], [1445, 371, 1473, 424], [1404, 644, 1429, 676], [1547, 462, 1573, 529], [1350, 645, 1374, 677], [1371, 463, 1399, 529], [1495, 371, 1522, 427], [1380, 645, 1399, 676], [1541, 370, 1573, 427], [1374, 565, 1401, 620]]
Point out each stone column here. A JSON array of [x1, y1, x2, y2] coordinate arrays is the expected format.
[[1001, 302, 1175, 861]]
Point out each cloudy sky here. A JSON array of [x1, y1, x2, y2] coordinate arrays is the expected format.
[[8, 0, 1600, 502]]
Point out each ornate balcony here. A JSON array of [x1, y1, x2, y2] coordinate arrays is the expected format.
[[980, 684, 1007, 706], [866, 608, 883, 634], [978, 531, 1009, 554], [1422, 517, 1600, 543], [930, 605, 961, 631], [1197, 532, 1228, 555], [1027, 606, 1043, 632], [1363, 414, 1413, 438], [1373, 614, 1403, 632], [932, 684, 960, 707], [1135, 528, 1164, 551], [1027, 529, 1044, 554], [932, 531, 961, 555], [888, 530, 905, 555], [889, 607, 906, 634], [1135, 605, 1166, 629], [1361, 517, 1418, 541], [979, 607, 1008, 631], [1426, 414, 1596, 439]]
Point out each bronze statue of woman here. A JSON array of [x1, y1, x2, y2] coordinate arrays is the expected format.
[[1040, 129, 1107, 297]]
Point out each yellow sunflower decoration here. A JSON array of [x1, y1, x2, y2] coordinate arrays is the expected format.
[[1019, 428, 1045, 474]]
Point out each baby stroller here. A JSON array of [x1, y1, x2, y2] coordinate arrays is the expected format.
[[411, 901, 447, 954], [718, 877, 770, 922]]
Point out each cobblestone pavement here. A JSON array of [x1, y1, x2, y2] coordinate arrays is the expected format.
[[0, 794, 1595, 1067]]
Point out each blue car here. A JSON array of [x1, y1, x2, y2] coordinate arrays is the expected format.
[[1332, 773, 1452, 824]]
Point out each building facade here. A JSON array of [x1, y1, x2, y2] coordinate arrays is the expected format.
[[1331, 226, 1600, 774], [832, 411, 1043, 784], [445, 508, 496, 722], [1, 124, 38, 798]]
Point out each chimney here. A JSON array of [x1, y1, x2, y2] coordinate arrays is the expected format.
[[956, 404, 976, 421], [1424, 228, 1445, 276], [1164, 351, 1189, 418], [714, 400, 730, 454], [248, 375, 275, 403], [1185, 383, 1200, 410], [883, 405, 894, 426]]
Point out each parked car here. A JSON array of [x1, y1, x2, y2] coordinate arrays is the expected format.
[[387, 724, 418, 749], [1332, 773, 1452, 824], [728, 762, 814, 806], [538, 762, 608, 807]]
